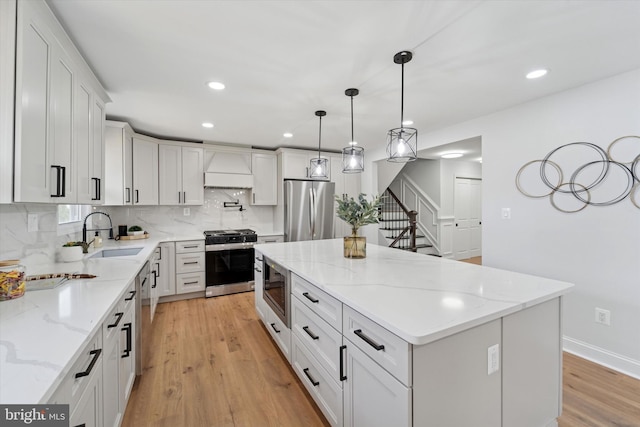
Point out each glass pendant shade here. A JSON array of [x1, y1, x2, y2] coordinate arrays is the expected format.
[[387, 127, 417, 162], [342, 145, 364, 173], [342, 88, 364, 173], [387, 51, 417, 162], [309, 157, 329, 179], [310, 110, 329, 179]]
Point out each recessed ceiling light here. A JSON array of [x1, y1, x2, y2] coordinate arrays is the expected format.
[[207, 81, 225, 90], [441, 152, 463, 159], [283, 133, 293, 138], [402, 120, 413, 126], [526, 69, 547, 79], [202, 122, 214, 128]]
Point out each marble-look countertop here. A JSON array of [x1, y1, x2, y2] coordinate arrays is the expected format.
[[255, 239, 574, 346], [0, 234, 202, 404]]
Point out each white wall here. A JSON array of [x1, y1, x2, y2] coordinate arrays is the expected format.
[[364, 68, 640, 378]]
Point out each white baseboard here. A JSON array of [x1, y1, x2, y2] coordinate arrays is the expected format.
[[563, 336, 640, 380]]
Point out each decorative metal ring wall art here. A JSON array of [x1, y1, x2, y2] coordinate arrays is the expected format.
[[516, 136, 640, 212]]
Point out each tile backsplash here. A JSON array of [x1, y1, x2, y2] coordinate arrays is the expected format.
[[0, 188, 279, 264]]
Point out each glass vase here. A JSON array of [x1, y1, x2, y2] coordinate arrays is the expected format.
[[344, 235, 366, 259]]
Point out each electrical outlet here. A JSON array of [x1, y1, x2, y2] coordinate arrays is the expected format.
[[595, 308, 611, 326], [501, 208, 511, 219], [183, 207, 190, 216], [27, 214, 39, 232], [487, 344, 500, 375]]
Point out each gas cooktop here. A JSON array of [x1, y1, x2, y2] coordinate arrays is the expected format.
[[204, 229, 257, 245]]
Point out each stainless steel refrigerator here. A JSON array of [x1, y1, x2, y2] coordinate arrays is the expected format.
[[284, 180, 335, 242]]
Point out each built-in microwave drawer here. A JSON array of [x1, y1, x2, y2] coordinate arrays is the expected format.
[[343, 304, 412, 387], [176, 252, 205, 274], [175, 240, 204, 253], [291, 273, 342, 332]]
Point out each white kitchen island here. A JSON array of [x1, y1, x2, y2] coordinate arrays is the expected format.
[[254, 239, 574, 427]]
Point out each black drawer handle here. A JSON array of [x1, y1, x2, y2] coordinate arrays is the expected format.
[[75, 349, 102, 379], [302, 292, 319, 303], [183, 245, 199, 249], [303, 368, 319, 387], [74, 424, 86, 427], [339, 345, 347, 381], [255, 256, 263, 261], [254, 267, 262, 273], [141, 277, 147, 287], [354, 329, 385, 351], [302, 326, 319, 340], [270, 323, 280, 334], [183, 281, 198, 285], [135, 189, 139, 203], [124, 290, 136, 301], [183, 261, 199, 265], [107, 312, 124, 328], [122, 323, 132, 358]]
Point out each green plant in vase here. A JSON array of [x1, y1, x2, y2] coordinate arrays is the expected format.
[[335, 193, 383, 258]]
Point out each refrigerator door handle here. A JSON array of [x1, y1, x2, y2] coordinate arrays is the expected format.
[[309, 187, 315, 237]]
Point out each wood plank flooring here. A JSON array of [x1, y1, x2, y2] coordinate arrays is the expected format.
[[123, 293, 640, 427]]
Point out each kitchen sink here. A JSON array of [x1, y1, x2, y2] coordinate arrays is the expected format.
[[90, 247, 144, 258]]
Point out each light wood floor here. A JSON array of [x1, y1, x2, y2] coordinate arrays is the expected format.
[[460, 256, 482, 265], [123, 293, 640, 427]]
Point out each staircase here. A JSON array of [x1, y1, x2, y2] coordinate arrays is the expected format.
[[379, 188, 433, 253]]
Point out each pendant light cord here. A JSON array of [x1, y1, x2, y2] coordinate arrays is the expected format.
[[318, 115, 322, 158], [350, 95, 355, 142], [400, 62, 405, 127]]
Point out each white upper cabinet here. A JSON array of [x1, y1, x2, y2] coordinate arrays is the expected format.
[[12, 0, 109, 204], [132, 137, 159, 205], [104, 121, 134, 205], [251, 152, 277, 205], [159, 143, 204, 205], [0, 0, 16, 204], [280, 148, 331, 181]]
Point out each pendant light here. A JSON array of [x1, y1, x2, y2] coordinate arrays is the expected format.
[[342, 88, 364, 173], [309, 110, 329, 179], [387, 50, 417, 162]]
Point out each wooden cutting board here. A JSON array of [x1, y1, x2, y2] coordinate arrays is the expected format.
[[117, 234, 149, 240]]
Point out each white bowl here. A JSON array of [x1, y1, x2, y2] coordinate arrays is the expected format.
[[59, 246, 84, 262]]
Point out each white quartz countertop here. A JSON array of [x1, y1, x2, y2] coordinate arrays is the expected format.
[[255, 239, 574, 346], [0, 234, 202, 404]]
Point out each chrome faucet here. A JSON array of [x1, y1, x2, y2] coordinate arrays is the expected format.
[[82, 211, 114, 244]]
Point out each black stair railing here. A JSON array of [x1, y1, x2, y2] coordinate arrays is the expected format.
[[379, 188, 417, 252]]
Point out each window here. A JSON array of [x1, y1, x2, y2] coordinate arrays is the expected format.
[[57, 204, 91, 236]]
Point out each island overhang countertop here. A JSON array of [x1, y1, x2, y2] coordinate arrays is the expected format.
[[255, 239, 574, 346]]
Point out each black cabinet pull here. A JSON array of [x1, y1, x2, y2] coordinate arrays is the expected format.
[[74, 424, 86, 427], [339, 345, 347, 381], [124, 290, 136, 301], [141, 277, 147, 287], [303, 368, 319, 387], [183, 281, 198, 285], [60, 166, 66, 197], [107, 312, 124, 328], [302, 292, 319, 303], [183, 261, 198, 265], [158, 246, 162, 260], [353, 329, 385, 351], [255, 256, 263, 261], [270, 323, 280, 334], [135, 189, 139, 203], [91, 177, 99, 200], [302, 326, 319, 340], [126, 187, 131, 203], [254, 267, 262, 273], [183, 191, 186, 203], [75, 348, 102, 379], [178, 191, 181, 204], [183, 245, 198, 249], [51, 165, 65, 197], [122, 323, 132, 358]]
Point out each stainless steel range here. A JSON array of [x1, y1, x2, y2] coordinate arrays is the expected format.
[[204, 229, 257, 297]]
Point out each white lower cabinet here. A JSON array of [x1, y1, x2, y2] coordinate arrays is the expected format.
[[103, 303, 124, 427], [67, 330, 103, 427], [157, 242, 176, 298], [293, 335, 343, 426], [175, 240, 205, 294], [70, 370, 103, 427], [343, 338, 410, 427], [264, 305, 291, 363], [254, 250, 267, 323]]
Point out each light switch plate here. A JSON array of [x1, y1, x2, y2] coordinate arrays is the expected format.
[[501, 208, 511, 219], [28, 214, 39, 232], [488, 344, 500, 375], [183, 208, 190, 216]]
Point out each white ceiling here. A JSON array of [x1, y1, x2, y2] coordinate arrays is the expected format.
[[48, 0, 640, 158]]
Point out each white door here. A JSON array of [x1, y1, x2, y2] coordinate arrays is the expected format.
[[453, 178, 482, 260]]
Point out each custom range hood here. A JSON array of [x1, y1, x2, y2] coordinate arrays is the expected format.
[[204, 148, 254, 188]]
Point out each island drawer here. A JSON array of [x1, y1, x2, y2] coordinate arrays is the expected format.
[[292, 335, 342, 427], [343, 305, 412, 386], [291, 273, 342, 332], [175, 240, 205, 253], [292, 296, 343, 383], [175, 252, 205, 274]]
